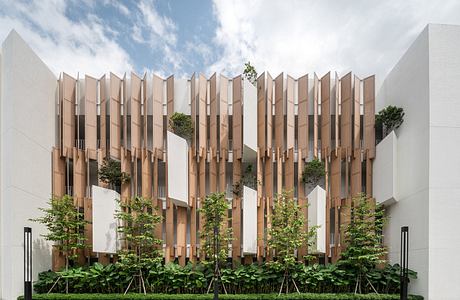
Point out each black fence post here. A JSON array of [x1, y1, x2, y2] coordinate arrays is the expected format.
[[24, 227, 32, 300], [400, 226, 409, 300]]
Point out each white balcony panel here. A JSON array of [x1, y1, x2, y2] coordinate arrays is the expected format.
[[92, 185, 121, 253], [243, 80, 257, 162], [373, 130, 398, 205], [307, 185, 326, 254], [242, 186, 257, 255], [167, 131, 189, 207]]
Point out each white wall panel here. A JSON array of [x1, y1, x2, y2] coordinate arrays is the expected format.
[[242, 186, 257, 255], [174, 78, 190, 114], [243, 80, 257, 162], [307, 185, 326, 254], [167, 131, 189, 207], [373, 131, 397, 205], [92, 186, 120, 253]]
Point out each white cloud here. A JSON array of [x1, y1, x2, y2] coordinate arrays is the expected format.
[[0, 0, 133, 77], [209, 0, 460, 83]]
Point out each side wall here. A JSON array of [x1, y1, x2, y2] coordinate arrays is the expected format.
[[428, 24, 460, 300], [377, 26, 430, 298], [0, 30, 57, 299]]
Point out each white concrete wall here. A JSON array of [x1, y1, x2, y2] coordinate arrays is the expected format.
[[92, 186, 120, 254], [307, 185, 326, 254], [167, 131, 189, 207], [0, 30, 57, 299], [242, 186, 257, 255], [426, 24, 460, 300], [373, 131, 398, 205]]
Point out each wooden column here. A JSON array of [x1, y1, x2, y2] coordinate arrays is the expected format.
[[61, 73, 76, 158], [110, 73, 122, 160], [85, 75, 98, 160], [232, 75, 242, 264], [99, 75, 107, 158]]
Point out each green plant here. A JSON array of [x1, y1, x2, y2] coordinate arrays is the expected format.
[[169, 112, 194, 141], [267, 190, 317, 294], [98, 158, 130, 190], [302, 159, 325, 187], [376, 105, 404, 137], [233, 165, 258, 197], [339, 194, 387, 294], [243, 61, 257, 86], [116, 196, 163, 294]]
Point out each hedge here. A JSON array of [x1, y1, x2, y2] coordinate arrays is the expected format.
[[18, 293, 423, 300]]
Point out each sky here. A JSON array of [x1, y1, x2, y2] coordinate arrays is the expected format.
[[1, 0, 460, 84]]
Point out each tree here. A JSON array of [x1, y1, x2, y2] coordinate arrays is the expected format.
[[98, 158, 130, 191], [30, 194, 88, 293], [233, 165, 258, 197], [301, 158, 325, 188], [199, 192, 232, 295], [376, 105, 405, 137], [267, 190, 317, 294], [243, 61, 257, 86], [115, 196, 163, 294], [169, 112, 194, 142], [339, 193, 387, 294]]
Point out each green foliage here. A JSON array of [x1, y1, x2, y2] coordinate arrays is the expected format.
[[302, 159, 325, 187], [233, 165, 258, 197], [116, 196, 163, 292], [339, 194, 387, 293], [33, 262, 417, 296], [243, 61, 257, 86], [199, 192, 232, 264], [376, 105, 405, 137], [268, 191, 317, 272], [98, 158, 130, 190], [30, 195, 87, 267], [169, 112, 194, 141], [18, 292, 424, 300]]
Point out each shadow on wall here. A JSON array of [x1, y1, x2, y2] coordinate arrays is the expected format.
[[33, 238, 51, 273]]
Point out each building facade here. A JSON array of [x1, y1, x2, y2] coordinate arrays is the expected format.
[[1, 24, 460, 300]]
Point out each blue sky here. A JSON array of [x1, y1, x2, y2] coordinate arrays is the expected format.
[[1, 0, 460, 83]]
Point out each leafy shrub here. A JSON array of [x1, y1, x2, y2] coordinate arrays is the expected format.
[[376, 105, 404, 137], [301, 159, 325, 187], [169, 112, 193, 141], [98, 158, 130, 190], [33, 262, 416, 295]]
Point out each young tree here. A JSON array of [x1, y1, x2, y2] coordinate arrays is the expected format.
[[301, 158, 325, 188], [339, 193, 387, 294], [199, 192, 232, 294], [30, 194, 87, 293], [243, 61, 257, 86], [268, 190, 317, 294], [169, 112, 194, 142], [376, 105, 405, 137], [116, 196, 163, 294], [98, 158, 130, 191]]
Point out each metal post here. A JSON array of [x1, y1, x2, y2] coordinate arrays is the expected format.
[[400, 226, 409, 300], [24, 227, 32, 300]]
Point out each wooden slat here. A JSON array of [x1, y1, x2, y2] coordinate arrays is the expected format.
[[265, 154, 273, 261], [286, 75, 295, 151], [189, 148, 198, 262], [52, 148, 65, 197], [84, 197, 93, 257], [110, 73, 121, 160], [353, 76, 361, 157], [122, 74, 127, 150], [274, 73, 284, 152], [220, 75, 229, 156], [143, 73, 148, 149], [62, 73, 76, 157], [297, 150, 308, 260], [131, 73, 142, 156], [266, 73, 273, 155], [256, 149, 264, 262], [167, 75, 174, 119], [199, 157, 206, 259], [257, 73, 266, 154], [313, 73, 319, 158], [153, 75, 164, 159], [351, 156, 362, 197], [210, 73, 217, 153], [324, 158, 330, 263], [177, 206, 187, 266], [335, 73, 340, 153], [285, 148, 294, 195], [191, 74, 197, 153], [141, 149, 152, 198], [99, 75, 107, 157], [366, 157, 373, 197], [73, 148, 86, 208], [321, 72, 331, 158], [363, 76, 375, 159], [120, 148, 131, 204], [330, 152, 341, 207], [277, 148, 283, 194], [298, 74, 309, 159], [233, 76, 242, 159], [341, 73, 352, 155], [85, 75, 97, 160], [198, 74, 207, 156], [232, 159, 242, 263]]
